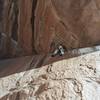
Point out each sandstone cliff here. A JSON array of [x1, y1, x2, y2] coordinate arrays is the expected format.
[[0, 0, 100, 58], [0, 1, 100, 99], [34, 0, 100, 53], [0, 0, 36, 58]]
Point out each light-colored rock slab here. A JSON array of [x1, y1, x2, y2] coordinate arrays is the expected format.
[[0, 51, 100, 100]]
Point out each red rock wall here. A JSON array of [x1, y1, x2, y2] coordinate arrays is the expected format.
[[0, 0, 36, 58], [0, 0, 100, 58], [34, 0, 100, 54], [18, 0, 33, 54]]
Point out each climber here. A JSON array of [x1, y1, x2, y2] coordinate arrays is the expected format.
[[51, 45, 65, 57]]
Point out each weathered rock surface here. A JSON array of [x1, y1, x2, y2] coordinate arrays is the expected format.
[[0, 0, 36, 58], [34, 0, 100, 53], [0, 45, 100, 78], [0, 51, 100, 100], [0, 0, 100, 58], [0, 0, 100, 99]]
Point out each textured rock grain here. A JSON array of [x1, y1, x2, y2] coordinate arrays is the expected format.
[[0, 51, 100, 100], [1, 0, 100, 58], [0, 0, 36, 58], [34, 0, 100, 53]]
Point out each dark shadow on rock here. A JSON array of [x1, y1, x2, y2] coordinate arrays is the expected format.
[[0, 52, 75, 78]]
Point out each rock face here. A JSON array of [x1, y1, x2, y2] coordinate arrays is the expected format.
[[0, 0, 100, 58], [0, 0, 100, 99], [0, 1, 100, 99], [0, 51, 100, 100], [0, 0, 36, 58], [34, 0, 100, 53]]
